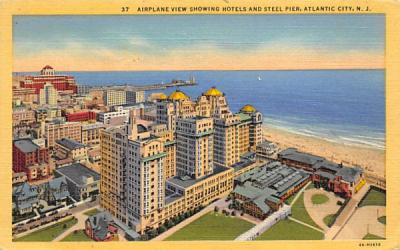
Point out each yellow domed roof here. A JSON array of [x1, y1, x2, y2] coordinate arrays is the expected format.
[[240, 104, 257, 113], [204, 86, 223, 97], [157, 93, 168, 100], [168, 90, 189, 101]]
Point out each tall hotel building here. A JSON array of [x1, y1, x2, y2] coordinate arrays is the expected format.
[[20, 65, 77, 94], [176, 116, 214, 178], [39, 82, 58, 106], [103, 90, 145, 106], [100, 87, 262, 234]]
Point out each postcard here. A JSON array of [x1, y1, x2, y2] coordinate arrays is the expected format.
[[0, 0, 399, 250]]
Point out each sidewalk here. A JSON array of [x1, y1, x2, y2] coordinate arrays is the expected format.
[[288, 217, 325, 234], [325, 184, 370, 240]]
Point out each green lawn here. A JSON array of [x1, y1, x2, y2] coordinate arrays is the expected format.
[[311, 194, 329, 205], [61, 229, 93, 242], [359, 189, 386, 207], [306, 182, 316, 190], [84, 208, 100, 216], [323, 214, 335, 227], [256, 219, 324, 240], [291, 193, 322, 230], [363, 233, 385, 240], [378, 216, 386, 225], [165, 212, 254, 241], [14, 217, 78, 242]]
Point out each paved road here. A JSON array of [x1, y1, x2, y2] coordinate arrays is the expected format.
[[288, 217, 325, 234], [13, 198, 99, 237], [53, 205, 99, 241], [325, 184, 370, 240]]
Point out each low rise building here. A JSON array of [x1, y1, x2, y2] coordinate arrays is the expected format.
[[65, 111, 97, 122], [12, 171, 27, 185], [54, 163, 100, 201], [44, 120, 82, 148], [13, 107, 36, 126], [256, 140, 278, 159], [233, 161, 310, 219], [97, 106, 129, 125], [55, 138, 88, 162], [39, 176, 70, 206], [278, 148, 364, 197], [13, 138, 50, 181], [85, 212, 118, 241], [12, 182, 39, 216]]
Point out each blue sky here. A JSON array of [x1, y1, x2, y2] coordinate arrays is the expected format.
[[13, 15, 385, 71]]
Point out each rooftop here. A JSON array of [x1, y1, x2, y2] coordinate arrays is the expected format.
[[167, 165, 231, 189], [168, 90, 190, 101], [203, 86, 223, 97], [55, 163, 100, 186], [240, 104, 257, 113], [56, 138, 86, 150], [234, 161, 310, 204], [14, 139, 39, 153], [278, 148, 325, 165]]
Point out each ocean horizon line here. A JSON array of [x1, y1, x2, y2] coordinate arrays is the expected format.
[[13, 68, 385, 74]]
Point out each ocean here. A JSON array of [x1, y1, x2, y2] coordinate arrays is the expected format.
[[17, 69, 385, 150]]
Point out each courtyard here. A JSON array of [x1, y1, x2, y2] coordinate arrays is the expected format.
[[165, 211, 254, 241], [256, 219, 324, 240]]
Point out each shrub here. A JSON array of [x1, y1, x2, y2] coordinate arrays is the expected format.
[[214, 206, 219, 212], [63, 224, 67, 229], [140, 234, 149, 241], [228, 204, 233, 209], [222, 209, 227, 215], [337, 201, 343, 206], [167, 220, 175, 228], [241, 212, 244, 216], [158, 225, 167, 234], [231, 211, 236, 216]]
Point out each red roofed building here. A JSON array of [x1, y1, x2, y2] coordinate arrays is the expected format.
[[12, 139, 50, 181], [65, 111, 97, 122], [20, 66, 78, 94]]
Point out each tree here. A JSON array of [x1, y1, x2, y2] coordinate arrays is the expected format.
[[231, 211, 236, 216], [63, 224, 67, 229], [214, 206, 219, 212]]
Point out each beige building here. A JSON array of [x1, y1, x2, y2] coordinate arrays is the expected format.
[[100, 125, 130, 223], [103, 89, 126, 106], [156, 88, 263, 168], [103, 89, 145, 106], [150, 124, 176, 179], [54, 138, 88, 162], [176, 116, 214, 179], [81, 122, 105, 146], [44, 121, 82, 147], [100, 87, 263, 235], [39, 82, 58, 106], [12, 108, 36, 126]]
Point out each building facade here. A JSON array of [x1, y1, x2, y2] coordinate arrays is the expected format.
[[20, 65, 77, 94], [44, 121, 82, 148], [39, 82, 58, 106], [13, 139, 50, 181]]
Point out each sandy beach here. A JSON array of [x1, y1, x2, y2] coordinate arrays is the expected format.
[[263, 125, 385, 177]]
